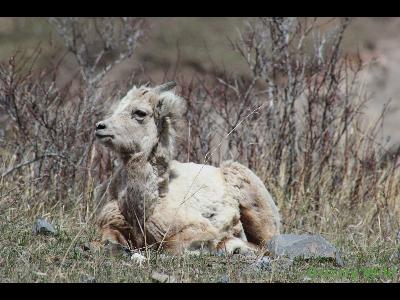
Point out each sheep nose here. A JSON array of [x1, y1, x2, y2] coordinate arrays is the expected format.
[[96, 122, 106, 130]]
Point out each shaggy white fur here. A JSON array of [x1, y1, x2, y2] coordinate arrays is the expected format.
[[94, 82, 281, 255]]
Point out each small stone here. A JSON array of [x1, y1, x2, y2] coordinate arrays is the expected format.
[[266, 234, 344, 267], [131, 252, 146, 266], [253, 256, 272, 271], [158, 254, 169, 260], [219, 274, 230, 283], [102, 261, 112, 268], [32, 219, 56, 235], [183, 249, 202, 256], [335, 252, 344, 267], [215, 251, 227, 257], [80, 275, 96, 283], [82, 243, 91, 251]]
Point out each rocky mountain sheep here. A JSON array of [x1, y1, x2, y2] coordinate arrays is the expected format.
[[94, 81, 281, 255]]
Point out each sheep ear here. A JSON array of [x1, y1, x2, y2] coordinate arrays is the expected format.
[[156, 93, 186, 117], [154, 81, 177, 94]]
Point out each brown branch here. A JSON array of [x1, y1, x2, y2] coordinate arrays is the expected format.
[[1, 153, 69, 178]]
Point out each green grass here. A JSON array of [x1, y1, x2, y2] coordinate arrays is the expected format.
[[1, 205, 398, 283]]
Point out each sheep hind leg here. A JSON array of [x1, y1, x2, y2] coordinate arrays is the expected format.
[[161, 224, 219, 255], [216, 236, 257, 255], [221, 161, 281, 246]]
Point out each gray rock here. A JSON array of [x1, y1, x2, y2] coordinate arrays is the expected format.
[[32, 219, 56, 235], [82, 243, 92, 251], [266, 234, 344, 266], [253, 256, 272, 271], [218, 274, 230, 283], [215, 251, 227, 257]]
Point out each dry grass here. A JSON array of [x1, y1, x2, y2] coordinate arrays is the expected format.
[[0, 17, 399, 283], [0, 199, 398, 282]]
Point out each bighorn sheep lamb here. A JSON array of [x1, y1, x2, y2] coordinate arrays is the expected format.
[[94, 82, 281, 255]]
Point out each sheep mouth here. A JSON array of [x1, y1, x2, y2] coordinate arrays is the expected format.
[[95, 133, 114, 140]]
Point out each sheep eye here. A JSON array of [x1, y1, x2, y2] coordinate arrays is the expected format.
[[132, 110, 147, 120]]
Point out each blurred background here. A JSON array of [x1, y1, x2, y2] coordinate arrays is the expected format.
[[1, 17, 399, 147]]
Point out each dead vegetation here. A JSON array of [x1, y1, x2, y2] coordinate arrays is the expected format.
[[0, 17, 399, 282]]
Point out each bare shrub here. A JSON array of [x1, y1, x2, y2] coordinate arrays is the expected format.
[[176, 17, 399, 236], [0, 18, 146, 209]]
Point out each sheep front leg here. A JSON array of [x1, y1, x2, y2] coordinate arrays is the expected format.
[[161, 224, 219, 255], [97, 200, 139, 249]]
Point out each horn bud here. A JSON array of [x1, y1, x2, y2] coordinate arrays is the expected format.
[[154, 81, 177, 93]]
